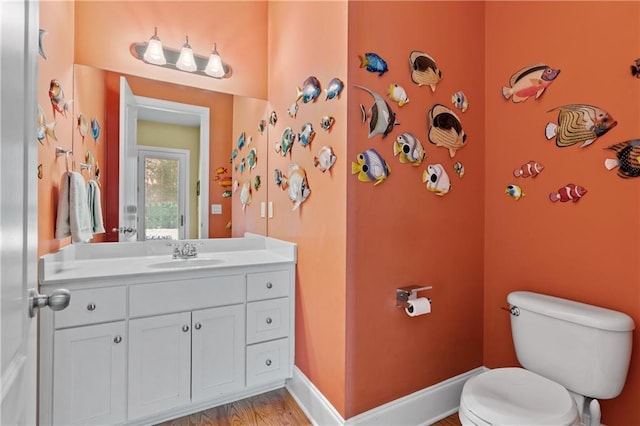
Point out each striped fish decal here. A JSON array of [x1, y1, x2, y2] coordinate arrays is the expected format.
[[604, 140, 640, 178], [427, 104, 467, 158], [409, 51, 443, 92], [545, 104, 617, 148]]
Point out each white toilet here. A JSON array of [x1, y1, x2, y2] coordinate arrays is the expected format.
[[459, 291, 635, 426]]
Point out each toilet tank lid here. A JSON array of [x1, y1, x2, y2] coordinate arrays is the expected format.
[[508, 291, 635, 332]]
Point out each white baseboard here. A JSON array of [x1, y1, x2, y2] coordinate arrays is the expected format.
[[286, 366, 487, 426]]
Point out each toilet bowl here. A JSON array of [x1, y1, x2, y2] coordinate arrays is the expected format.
[[457, 291, 635, 426], [459, 368, 579, 426]]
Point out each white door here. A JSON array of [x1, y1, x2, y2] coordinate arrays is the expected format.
[[137, 147, 189, 240], [0, 1, 39, 424], [118, 77, 139, 241]]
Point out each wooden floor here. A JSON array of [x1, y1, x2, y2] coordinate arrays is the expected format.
[[157, 388, 311, 426], [158, 388, 461, 426], [432, 413, 462, 426]]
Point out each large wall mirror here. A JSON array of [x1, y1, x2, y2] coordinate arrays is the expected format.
[[72, 64, 269, 242]]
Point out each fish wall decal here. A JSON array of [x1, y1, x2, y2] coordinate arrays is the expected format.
[[354, 84, 398, 139], [351, 149, 390, 185], [359, 52, 388, 76], [502, 64, 560, 103], [631, 58, 640, 78], [427, 104, 467, 157], [314, 146, 336, 173], [409, 51, 442, 92], [393, 133, 425, 166], [604, 139, 640, 178], [423, 164, 451, 196], [513, 161, 544, 178], [549, 184, 587, 203], [545, 104, 617, 148]]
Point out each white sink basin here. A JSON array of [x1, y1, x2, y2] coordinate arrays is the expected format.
[[148, 257, 225, 269]]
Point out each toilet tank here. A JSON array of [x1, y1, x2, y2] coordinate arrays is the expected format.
[[507, 291, 635, 399]]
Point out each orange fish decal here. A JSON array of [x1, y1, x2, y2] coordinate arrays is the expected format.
[[513, 161, 544, 178], [502, 64, 560, 103]]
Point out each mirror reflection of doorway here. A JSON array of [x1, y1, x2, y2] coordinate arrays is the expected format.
[[137, 148, 189, 240]]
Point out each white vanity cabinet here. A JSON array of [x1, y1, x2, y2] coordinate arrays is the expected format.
[[39, 236, 296, 426], [127, 275, 246, 420], [48, 286, 128, 425]]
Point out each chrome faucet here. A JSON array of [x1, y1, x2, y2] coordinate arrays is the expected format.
[[168, 242, 199, 259]]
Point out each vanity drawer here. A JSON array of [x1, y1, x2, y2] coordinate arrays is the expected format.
[[246, 298, 289, 344], [129, 275, 245, 318], [246, 338, 290, 387], [55, 286, 126, 329], [247, 270, 289, 301]]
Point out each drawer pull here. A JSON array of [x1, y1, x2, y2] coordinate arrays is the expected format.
[[182, 325, 190, 332], [265, 317, 272, 325], [113, 335, 122, 344], [265, 359, 272, 366], [266, 282, 273, 289], [87, 303, 96, 311], [194, 323, 202, 330]]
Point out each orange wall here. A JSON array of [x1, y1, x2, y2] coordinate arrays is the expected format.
[[267, 0, 349, 416], [484, 2, 640, 424], [38, 1, 77, 256], [103, 72, 237, 240], [73, 1, 268, 99], [73, 65, 107, 243], [231, 96, 269, 237], [346, 1, 485, 418]]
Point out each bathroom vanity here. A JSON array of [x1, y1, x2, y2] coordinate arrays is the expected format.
[[38, 235, 296, 426]]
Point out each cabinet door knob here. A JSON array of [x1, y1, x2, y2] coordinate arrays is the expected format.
[[87, 303, 96, 311], [182, 325, 190, 332], [265, 317, 272, 325], [265, 359, 272, 366], [266, 282, 273, 289], [194, 323, 202, 330], [113, 335, 122, 344]]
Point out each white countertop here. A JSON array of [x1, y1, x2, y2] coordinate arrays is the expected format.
[[39, 235, 296, 286]]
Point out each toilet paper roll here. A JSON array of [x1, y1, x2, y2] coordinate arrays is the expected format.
[[405, 297, 431, 317]]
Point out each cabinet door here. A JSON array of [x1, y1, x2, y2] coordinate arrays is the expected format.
[[128, 312, 191, 420], [53, 321, 126, 425], [192, 304, 245, 402]]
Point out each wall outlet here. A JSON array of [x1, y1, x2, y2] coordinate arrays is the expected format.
[[211, 204, 222, 214]]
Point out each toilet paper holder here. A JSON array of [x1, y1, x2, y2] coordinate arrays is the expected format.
[[396, 285, 432, 308]]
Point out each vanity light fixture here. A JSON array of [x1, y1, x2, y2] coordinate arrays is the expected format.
[[176, 36, 197, 72], [142, 27, 166, 66], [131, 28, 230, 79], [204, 44, 225, 78]]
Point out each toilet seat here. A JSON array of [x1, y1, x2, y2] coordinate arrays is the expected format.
[[460, 368, 578, 425]]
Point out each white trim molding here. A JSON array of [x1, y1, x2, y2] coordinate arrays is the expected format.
[[286, 366, 487, 426]]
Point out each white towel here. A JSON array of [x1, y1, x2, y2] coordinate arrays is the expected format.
[[87, 179, 105, 234], [55, 171, 93, 243]]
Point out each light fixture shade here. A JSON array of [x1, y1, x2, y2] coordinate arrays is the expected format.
[[176, 36, 197, 72], [143, 28, 166, 65], [204, 44, 225, 78]]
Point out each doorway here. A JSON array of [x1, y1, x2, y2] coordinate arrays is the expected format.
[[137, 147, 190, 240]]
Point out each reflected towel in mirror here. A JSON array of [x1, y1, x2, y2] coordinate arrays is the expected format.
[[87, 179, 105, 234], [55, 171, 93, 242]]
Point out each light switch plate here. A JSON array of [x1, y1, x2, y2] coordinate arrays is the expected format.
[[211, 204, 222, 214]]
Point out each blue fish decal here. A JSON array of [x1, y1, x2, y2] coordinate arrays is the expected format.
[[90, 117, 101, 142], [325, 77, 344, 100], [298, 122, 315, 147], [297, 76, 321, 104], [351, 149, 391, 185], [359, 52, 388, 76]]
